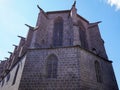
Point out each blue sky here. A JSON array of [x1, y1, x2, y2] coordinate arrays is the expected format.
[[0, 0, 120, 88]]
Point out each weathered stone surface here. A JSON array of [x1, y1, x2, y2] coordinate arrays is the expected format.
[[0, 2, 118, 90], [18, 46, 118, 90]]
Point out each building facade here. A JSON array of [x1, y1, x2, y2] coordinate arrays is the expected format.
[[0, 2, 119, 90]]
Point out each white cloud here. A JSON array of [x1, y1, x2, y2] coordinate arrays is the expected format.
[[107, 0, 120, 10]]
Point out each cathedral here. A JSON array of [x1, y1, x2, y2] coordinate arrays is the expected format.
[[0, 1, 119, 90]]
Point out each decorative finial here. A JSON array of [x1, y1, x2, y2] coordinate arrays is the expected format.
[[18, 35, 25, 39], [8, 51, 12, 54], [97, 21, 102, 24], [4, 57, 9, 60], [25, 24, 34, 29], [25, 24, 39, 30], [73, 0, 76, 6], [13, 44, 17, 47], [37, 5, 43, 11], [13, 44, 18, 49]]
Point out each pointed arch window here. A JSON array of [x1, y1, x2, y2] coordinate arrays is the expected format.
[[46, 54, 58, 78], [95, 61, 102, 83], [53, 17, 63, 47]]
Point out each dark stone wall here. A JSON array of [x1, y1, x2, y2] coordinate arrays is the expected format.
[[32, 10, 108, 60], [87, 25, 108, 59], [18, 47, 81, 90], [79, 47, 118, 90], [18, 46, 118, 90]]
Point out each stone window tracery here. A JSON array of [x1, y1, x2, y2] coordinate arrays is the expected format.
[[46, 54, 58, 78], [95, 61, 102, 83], [53, 17, 63, 47]]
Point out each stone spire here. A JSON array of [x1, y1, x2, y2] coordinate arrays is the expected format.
[[73, 0, 76, 7], [71, 0, 77, 19], [37, 5, 43, 11], [71, 0, 80, 46]]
